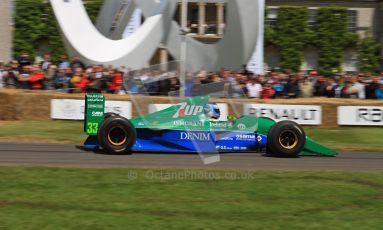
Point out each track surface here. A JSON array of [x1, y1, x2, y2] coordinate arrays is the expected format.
[[0, 143, 382, 171]]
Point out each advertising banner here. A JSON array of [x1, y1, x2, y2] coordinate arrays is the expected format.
[[338, 106, 383, 126], [244, 104, 322, 125], [51, 99, 132, 120], [149, 103, 229, 122]]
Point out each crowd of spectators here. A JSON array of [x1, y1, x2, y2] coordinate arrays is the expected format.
[[1, 53, 383, 100], [0, 53, 124, 94]]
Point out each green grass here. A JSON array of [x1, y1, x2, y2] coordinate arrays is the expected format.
[[0, 120, 86, 143], [305, 127, 383, 152], [0, 167, 382, 229], [0, 120, 382, 151]]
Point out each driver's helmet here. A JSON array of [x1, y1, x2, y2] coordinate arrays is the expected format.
[[204, 103, 220, 120]]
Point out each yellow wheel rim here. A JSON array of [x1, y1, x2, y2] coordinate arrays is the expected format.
[[278, 130, 298, 150], [107, 126, 128, 146]]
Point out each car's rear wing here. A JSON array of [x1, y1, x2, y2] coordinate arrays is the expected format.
[[84, 94, 105, 135]]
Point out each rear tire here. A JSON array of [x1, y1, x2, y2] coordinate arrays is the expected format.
[[98, 116, 136, 154], [104, 112, 119, 119], [267, 120, 306, 157]]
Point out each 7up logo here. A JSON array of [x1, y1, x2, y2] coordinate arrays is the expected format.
[[173, 103, 204, 118]]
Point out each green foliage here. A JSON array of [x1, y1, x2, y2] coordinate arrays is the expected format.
[[13, 0, 103, 62], [358, 36, 381, 74], [271, 7, 311, 72], [84, 0, 104, 23], [314, 7, 359, 75], [265, 6, 365, 74]]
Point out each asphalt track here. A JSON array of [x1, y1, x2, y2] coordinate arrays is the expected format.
[[0, 143, 382, 171]]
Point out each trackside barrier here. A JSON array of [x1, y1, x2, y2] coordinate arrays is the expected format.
[[1, 90, 383, 127]]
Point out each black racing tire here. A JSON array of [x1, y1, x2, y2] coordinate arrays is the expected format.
[[266, 120, 306, 158], [104, 112, 119, 119], [98, 116, 136, 154]]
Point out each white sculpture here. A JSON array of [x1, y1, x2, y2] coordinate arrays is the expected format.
[[50, 0, 260, 71]]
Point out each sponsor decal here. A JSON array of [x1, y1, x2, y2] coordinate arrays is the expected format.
[[173, 120, 204, 127], [91, 111, 103, 117], [173, 103, 204, 118], [237, 123, 246, 130], [257, 136, 262, 142], [88, 104, 104, 109], [236, 134, 256, 140], [150, 103, 229, 122], [137, 122, 145, 126], [220, 137, 234, 141], [210, 122, 234, 128], [218, 146, 233, 150], [180, 132, 211, 141]]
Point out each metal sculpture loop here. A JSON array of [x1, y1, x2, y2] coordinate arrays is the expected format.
[[50, 0, 260, 71]]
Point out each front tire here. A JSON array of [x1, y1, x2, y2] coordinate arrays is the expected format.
[[98, 116, 136, 154], [267, 120, 306, 157]]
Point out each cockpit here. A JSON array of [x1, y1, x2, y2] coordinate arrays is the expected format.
[[204, 103, 221, 120]]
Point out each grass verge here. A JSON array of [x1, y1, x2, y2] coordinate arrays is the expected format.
[[0, 120, 382, 152], [0, 167, 382, 229]]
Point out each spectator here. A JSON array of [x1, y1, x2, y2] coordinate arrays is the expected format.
[[74, 71, 90, 93], [198, 69, 209, 84], [209, 73, 221, 83], [17, 65, 32, 89], [185, 72, 194, 97], [4, 61, 19, 88], [365, 77, 380, 99], [44, 65, 57, 90], [334, 76, 345, 98], [41, 53, 52, 72], [94, 65, 104, 80], [29, 65, 44, 90], [376, 84, 383, 99], [58, 55, 70, 69], [353, 76, 366, 99], [324, 78, 337, 98], [261, 83, 275, 99], [0, 60, 4, 89], [284, 77, 300, 98], [314, 76, 327, 96], [246, 77, 262, 98], [158, 73, 171, 96], [71, 55, 85, 70], [272, 81, 285, 98], [53, 68, 70, 90], [69, 67, 83, 92], [108, 69, 123, 94], [299, 77, 314, 98], [223, 70, 241, 98], [169, 74, 180, 93], [87, 71, 101, 93], [341, 81, 357, 98], [18, 52, 32, 70], [347, 77, 361, 99]]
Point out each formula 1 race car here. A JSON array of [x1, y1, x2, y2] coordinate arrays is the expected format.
[[82, 94, 337, 157]]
